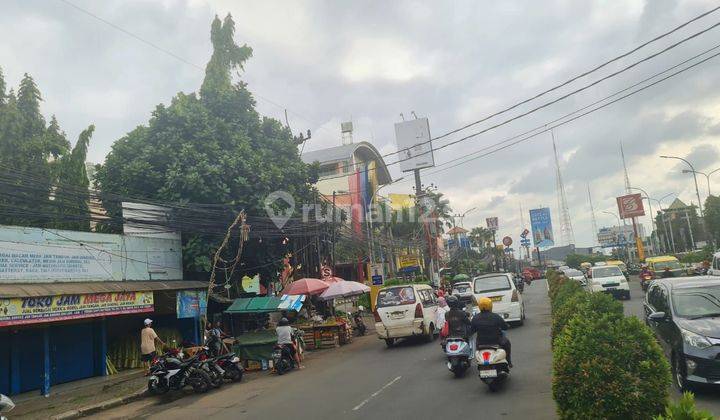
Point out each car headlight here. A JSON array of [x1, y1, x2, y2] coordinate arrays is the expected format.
[[681, 329, 712, 350]]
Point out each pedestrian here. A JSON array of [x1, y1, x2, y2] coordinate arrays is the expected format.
[[436, 296, 448, 336], [141, 318, 165, 373]]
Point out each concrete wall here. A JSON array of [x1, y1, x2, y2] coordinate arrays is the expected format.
[[0, 225, 182, 282]]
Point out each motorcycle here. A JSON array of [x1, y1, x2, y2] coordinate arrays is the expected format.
[[273, 329, 304, 375], [214, 352, 244, 382], [196, 347, 225, 389], [476, 345, 511, 391], [353, 306, 367, 336], [0, 394, 14, 420], [640, 273, 654, 291], [147, 351, 213, 395], [445, 336, 473, 377]]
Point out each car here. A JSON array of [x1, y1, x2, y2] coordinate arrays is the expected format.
[[563, 269, 587, 287], [646, 256, 686, 278], [451, 281, 474, 305], [587, 264, 630, 300], [472, 273, 525, 326], [374, 284, 438, 347], [710, 252, 720, 277], [644, 277, 720, 390]]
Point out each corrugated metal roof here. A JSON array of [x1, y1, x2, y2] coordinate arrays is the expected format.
[[0, 280, 207, 298]]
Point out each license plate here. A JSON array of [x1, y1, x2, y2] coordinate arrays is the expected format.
[[490, 296, 503, 302], [605, 287, 616, 291], [479, 369, 497, 378], [390, 312, 406, 319]]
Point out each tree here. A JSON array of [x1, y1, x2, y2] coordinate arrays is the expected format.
[[95, 14, 318, 280], [52, 125, 95, 231], [705, 195, 720, 247], [469, 226, 494, 249]]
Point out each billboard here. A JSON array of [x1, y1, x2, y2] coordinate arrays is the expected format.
[[486, 217, 499, 231], [0, 291, 153, 327], [394, 118, 435, 172], [176, 290, 208, 319], [616, 194, 645, 219], [529, 208, 555, 248]]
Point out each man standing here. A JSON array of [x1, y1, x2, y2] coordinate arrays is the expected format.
[[141, 318, 165, 372]]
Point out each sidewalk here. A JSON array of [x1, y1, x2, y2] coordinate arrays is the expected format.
[[10, 369, 148, 420]]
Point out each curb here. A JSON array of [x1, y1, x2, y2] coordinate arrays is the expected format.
[[50, 388, 148, 420]]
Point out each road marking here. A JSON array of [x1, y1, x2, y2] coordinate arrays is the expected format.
[[352, 376, 402, 411]]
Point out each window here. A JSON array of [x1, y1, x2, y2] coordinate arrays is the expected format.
[[377, 286, 415, 308], [474, 275, 511, 293], [713, 257, 720, 270], [418, 289, 436, 306], [656, 287, 670, 313], [647, 285, 661, 309], [672, 286, 720, 318], [591, 266, 623, 278]]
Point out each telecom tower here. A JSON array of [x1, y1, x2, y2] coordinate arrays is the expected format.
[[620, 141, 631, 194], [587, 183, 599, 246], [552, 131, 576, 246]]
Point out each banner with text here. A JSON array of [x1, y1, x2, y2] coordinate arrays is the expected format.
[[529, 208, 555, 248], [0, 291, 153, 327]]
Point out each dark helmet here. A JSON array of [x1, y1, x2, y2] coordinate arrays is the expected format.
[[446, 295, 460, 309], [278, 317, 289, 326]]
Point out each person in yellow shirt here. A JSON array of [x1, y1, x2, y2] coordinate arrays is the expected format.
[[141, 319, 165, 372]]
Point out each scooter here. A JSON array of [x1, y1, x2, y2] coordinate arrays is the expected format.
[[476, 345, 511, 392], [0, 394, 14, 420], [214, 352, 244, 382], [147, 351, 212, 395], [353, 306, 367, 336], [445, 336, 473, 377], [640, 273, 653, 291], [273, 328, 304, 375]]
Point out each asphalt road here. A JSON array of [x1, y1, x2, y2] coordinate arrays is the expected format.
[[90, 281, 556, 420], [622, 279, 720, 416]]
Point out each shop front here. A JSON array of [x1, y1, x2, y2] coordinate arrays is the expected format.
[[0, 281, 206, 396]]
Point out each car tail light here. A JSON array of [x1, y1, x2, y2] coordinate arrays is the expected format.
[[373, 310, 381, 322], [449, 343, 459, 351], [414, 303, 423, 318], [511, 289, 519, 302], [482, 351, 491, 364]]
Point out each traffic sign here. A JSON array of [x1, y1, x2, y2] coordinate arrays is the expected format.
[[502, 236, 513, 247], [520, 229, 529, 238]]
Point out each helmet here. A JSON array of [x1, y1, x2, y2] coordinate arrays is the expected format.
[[278, 317, 289, 326], [478, 297, 493, 312], [445, 295, 460, 309]]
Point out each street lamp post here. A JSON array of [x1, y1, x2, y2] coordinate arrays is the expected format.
[[647, 193, 676, 254], [661, 155, 712, 248], [682, 168, 720, 197]]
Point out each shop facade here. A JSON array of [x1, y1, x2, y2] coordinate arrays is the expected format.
[[0, 224, 205, 396]]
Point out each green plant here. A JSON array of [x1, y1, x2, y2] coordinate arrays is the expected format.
[[553, 315, 670, 419], [551, 292, 623, 342], [655, 392, 713, 420], [550, 279, 583, 315]]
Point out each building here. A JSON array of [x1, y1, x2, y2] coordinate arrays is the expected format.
[[597, 223, 646, 248], [0, 212, 206, 396], [654, 198, 704, 253]]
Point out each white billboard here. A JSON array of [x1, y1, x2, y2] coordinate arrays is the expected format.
[[394, 118, 435, 172]]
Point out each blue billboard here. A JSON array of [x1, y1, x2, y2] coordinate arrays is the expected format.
[[529, 208, 555, 248]]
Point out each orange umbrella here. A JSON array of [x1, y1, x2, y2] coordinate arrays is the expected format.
[[282, 278, 330, 296]]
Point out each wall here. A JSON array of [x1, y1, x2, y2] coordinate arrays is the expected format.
[[0, 225, 182, 283]]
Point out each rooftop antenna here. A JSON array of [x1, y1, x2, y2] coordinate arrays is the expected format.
[[340, 121, 353, 145], [552, 129, 575, 246]]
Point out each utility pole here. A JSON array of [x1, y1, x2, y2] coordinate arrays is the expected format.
[[414, 169, 435, 284]]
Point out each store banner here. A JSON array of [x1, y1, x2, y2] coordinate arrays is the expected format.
[[616, 193, 645, 219], [176, 290, 208, 318], [0, 291, 153, 327]]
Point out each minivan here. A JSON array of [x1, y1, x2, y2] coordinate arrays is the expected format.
[[374, 284, 438, 347], [473, 273, 525, 326], [588, 264, 630, 300]]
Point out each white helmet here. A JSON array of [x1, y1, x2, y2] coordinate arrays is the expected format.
[[144, 318, 153, 326]]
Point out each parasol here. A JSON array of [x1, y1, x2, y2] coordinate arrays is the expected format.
[[319, 280, 371, 301], [281, 278, 329, 296]]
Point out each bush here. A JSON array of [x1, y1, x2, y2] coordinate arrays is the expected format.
[[550, 277, 583, 315], [551, 292, 623, 342], [553, 315, 670, 419], [655, 392, 713, 420]]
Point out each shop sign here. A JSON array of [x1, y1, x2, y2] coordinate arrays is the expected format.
[[176, 290, 207, 319], [0, 291, 153, 327], [616, 193, 645, 219], [398, 254, 421, 269]]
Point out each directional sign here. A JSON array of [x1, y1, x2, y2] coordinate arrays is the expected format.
[[520, 229, 530, 238]]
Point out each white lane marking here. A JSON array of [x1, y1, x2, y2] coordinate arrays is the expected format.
[[352, 376, 402, 411]]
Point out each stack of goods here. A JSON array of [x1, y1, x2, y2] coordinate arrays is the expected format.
[[339, 322, 353, 345], [301, 328, 318, 351], [107, 328, 183, 370], [319, 330, 340, 349]]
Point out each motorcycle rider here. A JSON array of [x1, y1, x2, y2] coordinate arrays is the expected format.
[[661, 266, 673, 278], [276, 318, 302, 367], [639, 264, 652, 278], [471, 297, 512, 368], [444, 295, 471, 339]]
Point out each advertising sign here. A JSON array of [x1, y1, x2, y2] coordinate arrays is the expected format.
[[616, 194, 645, 219], [394, 118, 435, 172], [241, 275, 260, 294], [398, 254, 421, 269], [529, 208, 555, 248], [486, 217, 499, 231], [369, 263, 385, 286], [176, 290, 208, 319], [0, 291, 153, 327]]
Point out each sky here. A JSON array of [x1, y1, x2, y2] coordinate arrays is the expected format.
[[1, 0, 720, 248]]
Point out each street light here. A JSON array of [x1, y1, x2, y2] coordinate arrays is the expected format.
[[682, 168, 720, 196], [661, 155, 712, 248], [454, 207, 477, 228]]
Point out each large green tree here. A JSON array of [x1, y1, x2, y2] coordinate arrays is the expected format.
[[705, 195, 720, 247], [95, 15, 318, 277]]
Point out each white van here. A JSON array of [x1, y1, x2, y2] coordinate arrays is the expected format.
[[473, 273, 525, 326], [709, 252, 720, 276], [588, 264, 630, 300], [374, 284, 438, 347]]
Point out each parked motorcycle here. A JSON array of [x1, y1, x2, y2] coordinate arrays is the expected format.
[[476, 345, 511, 391], [353, 306, 367, 336], [0, 394, 15, 420], [214, 352, 244, 382], [445, 337, 473, 377], [147, 351, 213, 395], [196, 347, 225, 389]]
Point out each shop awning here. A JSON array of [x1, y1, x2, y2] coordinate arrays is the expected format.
[[0, 280, 207, 298], [225, 295, 305, 314]]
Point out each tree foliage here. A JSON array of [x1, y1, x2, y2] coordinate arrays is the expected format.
[[705, 195, 720, 247], [95, 15, 318, 276], [0, 68, 92, 229]]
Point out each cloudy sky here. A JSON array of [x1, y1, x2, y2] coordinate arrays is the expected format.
[[2, 0, 720, 248]]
